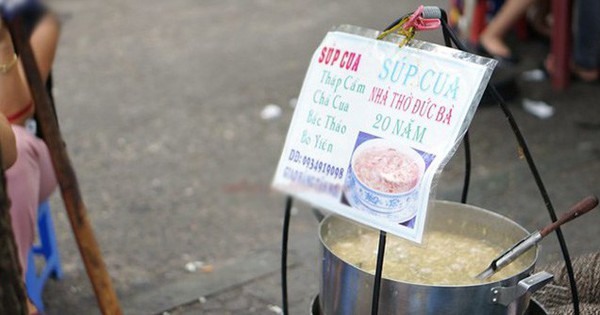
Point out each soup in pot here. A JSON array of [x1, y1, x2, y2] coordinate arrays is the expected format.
[[329, 229, 528, 285]]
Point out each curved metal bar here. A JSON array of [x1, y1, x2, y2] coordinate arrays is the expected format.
[[439, 13, 580, 315]]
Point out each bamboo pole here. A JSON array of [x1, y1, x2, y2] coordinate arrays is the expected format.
[[6, 16, 123, 315], [0, 162, 28, 315]]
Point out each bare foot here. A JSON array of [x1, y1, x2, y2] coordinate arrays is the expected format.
[[544, 54, 556, 74], [573, 64, 598, 82], [27, 299, 39, 315], [545, 54, 598, 82], [479, 33, 512, 58]]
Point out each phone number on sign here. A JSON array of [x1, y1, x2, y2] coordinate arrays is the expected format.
[[288, 149, 345, 180], [282, 167, 342, 197]]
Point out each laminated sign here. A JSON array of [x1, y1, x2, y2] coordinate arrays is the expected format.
[[273, 25, 496, 242]]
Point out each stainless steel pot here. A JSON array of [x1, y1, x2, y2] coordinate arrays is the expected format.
[[319, 200, 553, 315], [310, 296, 550, 315]]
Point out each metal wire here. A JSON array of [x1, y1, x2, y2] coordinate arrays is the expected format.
[[280, 8, 579, 315], [281, 196, 292, 315], [371, 231, 387, 315], [368, 14, 417, 315], [439, 14, 580, 315], [438, 10, 472, 205], [461, 132, 472, 204]]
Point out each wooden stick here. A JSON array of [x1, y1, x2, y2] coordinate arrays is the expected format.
[[0, 162, 28, 315], [539, 196, 598, 237], [6, 16, 123, 315]]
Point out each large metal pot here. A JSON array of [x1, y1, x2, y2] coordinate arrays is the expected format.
[[319, 200, 553, 315]]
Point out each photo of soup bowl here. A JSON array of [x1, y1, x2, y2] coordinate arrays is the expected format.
[[345, 138, 425, 218]]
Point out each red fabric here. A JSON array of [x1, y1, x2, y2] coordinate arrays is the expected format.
[[551, 0, 573, 90], [7, 102, 34, 123], [470, 1, 488, 45]]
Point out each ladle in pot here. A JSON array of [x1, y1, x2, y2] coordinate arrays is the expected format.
[[476, 195, 599, 280]]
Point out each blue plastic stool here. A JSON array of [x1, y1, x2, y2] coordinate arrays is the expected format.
[[25, 200, 63, 313]]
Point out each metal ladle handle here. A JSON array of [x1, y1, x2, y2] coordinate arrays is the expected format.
[[499, 195, 599, 270], [477, 195, 598, 280]]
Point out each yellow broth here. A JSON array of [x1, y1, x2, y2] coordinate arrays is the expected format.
[[329, 229, 529, 285]]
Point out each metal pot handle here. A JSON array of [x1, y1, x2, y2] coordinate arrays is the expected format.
[[489, 271, 554, 306]]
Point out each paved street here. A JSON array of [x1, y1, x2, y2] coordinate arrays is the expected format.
[[36, 0, 600, 314]]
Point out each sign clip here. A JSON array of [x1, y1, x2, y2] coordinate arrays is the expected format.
[[377, 5, 441, 47]]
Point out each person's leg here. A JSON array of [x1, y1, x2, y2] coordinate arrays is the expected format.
[[529, 0, 552, 37], [480, 0, 539, 58], [5, 126, 57, 275], [6, 126, 42, 275], [573, 0, 599, 80], [34, 130, 57, 202], [6, 126, 56, 315]]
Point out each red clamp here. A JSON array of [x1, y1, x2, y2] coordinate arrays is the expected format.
[[403, 5, 441, 31]]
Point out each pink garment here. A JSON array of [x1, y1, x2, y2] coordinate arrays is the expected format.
[[6, 125, 57, 276]]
